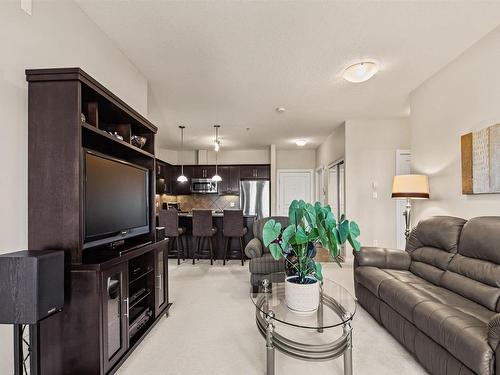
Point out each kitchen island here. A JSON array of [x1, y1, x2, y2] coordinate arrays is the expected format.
[[174, 212, 257, 261]]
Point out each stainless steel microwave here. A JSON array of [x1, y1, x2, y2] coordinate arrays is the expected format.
[[191, 178, 218, 194]]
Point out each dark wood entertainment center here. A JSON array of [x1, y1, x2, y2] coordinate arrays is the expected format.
[[26, 68, 171, 374]]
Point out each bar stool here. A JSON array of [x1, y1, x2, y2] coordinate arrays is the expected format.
[[159, 208, 187, 265], [192, 209, 217, 265], [223, 210, 248, 266]]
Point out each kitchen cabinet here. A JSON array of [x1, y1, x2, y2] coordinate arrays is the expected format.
[[192, 165, 216, 179], [240, 165, 270, 179], [173, 166, 193, 195], [102, 263, 129, 374], [156, 161, 174, 195], [218, 166, 241, 195]]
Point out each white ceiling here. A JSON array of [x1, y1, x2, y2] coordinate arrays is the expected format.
[[76, 1, 500, 150]]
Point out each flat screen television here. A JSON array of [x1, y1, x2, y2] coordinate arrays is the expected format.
[[83, 150, 150, 248]]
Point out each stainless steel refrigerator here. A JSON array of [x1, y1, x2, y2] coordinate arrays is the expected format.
[[240, 180, 270, 219]]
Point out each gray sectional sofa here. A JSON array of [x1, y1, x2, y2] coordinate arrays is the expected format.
[[354, 216, 500, 375]]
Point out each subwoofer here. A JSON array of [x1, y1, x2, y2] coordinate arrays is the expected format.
[[0, 250, 64, 324]]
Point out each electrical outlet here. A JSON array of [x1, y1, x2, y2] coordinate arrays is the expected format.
[[230, 202, 235, 207]]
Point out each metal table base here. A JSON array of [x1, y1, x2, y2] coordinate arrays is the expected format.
[[255, 294, 353, 375]]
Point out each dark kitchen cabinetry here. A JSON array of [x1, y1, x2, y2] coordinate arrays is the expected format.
[[240, 165, 270, 179], [173, 165, 193, 195], [192, 165, 216, 179], [156, 160, 174, 195], [218, 166, 241, 195]]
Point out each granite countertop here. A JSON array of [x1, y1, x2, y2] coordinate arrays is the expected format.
[[178, 212, 256, 218]]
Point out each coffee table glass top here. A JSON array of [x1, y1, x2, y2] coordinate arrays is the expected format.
[[250, 272, 356, 330]]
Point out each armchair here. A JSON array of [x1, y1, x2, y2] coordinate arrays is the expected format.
[[245, 216, 288, 287]]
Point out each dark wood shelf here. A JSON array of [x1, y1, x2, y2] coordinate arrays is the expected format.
[[129, 268, 154, 285], [82, 122, 154, 159], [129, 289, 152, 310]]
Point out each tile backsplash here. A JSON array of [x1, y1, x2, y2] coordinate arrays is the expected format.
[[157, 194, 240, 212]]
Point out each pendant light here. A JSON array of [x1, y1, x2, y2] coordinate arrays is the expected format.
[[177, 125, 188, 183], [211, 125, 222, 182]]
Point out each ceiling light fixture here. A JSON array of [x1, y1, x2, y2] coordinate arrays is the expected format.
[[212, 125, 222, 182], [342, 61, 378, 83], [295, 139, 308, 147], [213, 124, 221, 152], [276, 107, 286, 113], [177, 125, 188, 183]]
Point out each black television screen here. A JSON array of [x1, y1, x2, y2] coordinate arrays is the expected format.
[[84, 151, 149, 247]]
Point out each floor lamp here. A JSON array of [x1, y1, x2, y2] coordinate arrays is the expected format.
[[391, 174, 429, 239]]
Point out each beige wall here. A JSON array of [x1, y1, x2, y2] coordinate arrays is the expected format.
[[316, 123, 345, 168], [345, 119, 411, 252], [157, 148, 270, 165], [276, 149, 316, 170], [411, 25, 500, 223], [0, 1, 149, 371]]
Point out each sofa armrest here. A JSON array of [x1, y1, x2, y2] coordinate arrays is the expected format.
[[354, 246, 411, 270], [245, 238, 263, 259], [488, 314, 500, 350]]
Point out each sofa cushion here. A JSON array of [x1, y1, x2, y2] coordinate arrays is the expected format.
[[384, 269, 429, 284], [413, 301, 494, 375], [354, 266, 395, 297], [458, 217, 500, 264], [409, 282, 496, 323], [379, 279, 434, 322], [406, 216, 467, 254], [249, 253, 284, 275], [405, 217, 466, 286]]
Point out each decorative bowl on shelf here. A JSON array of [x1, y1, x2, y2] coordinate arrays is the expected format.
[[131, 135, 147, 149]]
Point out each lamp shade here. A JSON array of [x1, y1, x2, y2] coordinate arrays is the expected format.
[[391, 174, 429, 199]]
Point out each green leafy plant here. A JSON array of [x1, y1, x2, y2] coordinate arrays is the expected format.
[[263, 200, 361, 284]]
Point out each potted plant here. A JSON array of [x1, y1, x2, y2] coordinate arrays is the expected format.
[[263, 200, 361, 312]]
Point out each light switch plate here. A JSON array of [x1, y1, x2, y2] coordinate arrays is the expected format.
[[21, 0, 32, 15]]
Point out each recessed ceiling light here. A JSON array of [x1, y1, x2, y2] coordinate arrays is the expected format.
[[342, 61, 378, 83], [295, 139, 308, 147], [276, 107, 286, 113]]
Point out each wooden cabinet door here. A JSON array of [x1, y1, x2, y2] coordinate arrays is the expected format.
[[240, 165, 270, 179], [154, 243, 169, 316], [102, 263, 129, 373], [173, 166, 192, 195], [217, 166, 230, 194], [255, 165, 270, 179], [229, 166, 241, 194], [239, 165, 256, 179]]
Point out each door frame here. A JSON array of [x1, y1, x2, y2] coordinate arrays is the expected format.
[[277, 169, 314, 215], [315, 166, 325, 204]]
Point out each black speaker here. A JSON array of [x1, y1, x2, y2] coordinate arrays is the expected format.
[[0, 250, 64, 324]]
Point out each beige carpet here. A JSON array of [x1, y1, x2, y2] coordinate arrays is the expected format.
[[116, 260, 427, 375]]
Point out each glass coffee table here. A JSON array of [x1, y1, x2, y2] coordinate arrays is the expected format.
[[250, 273, 356, 375]]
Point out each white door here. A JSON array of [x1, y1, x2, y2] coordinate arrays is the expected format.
[[396, 150, 411, 249], [278, 170, 313, 216]]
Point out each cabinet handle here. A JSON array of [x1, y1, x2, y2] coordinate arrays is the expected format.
[[123, 298, 129, 318], [156, 274, 162, 290]]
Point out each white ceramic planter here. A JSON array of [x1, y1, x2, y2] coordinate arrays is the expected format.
[[285, 276, 320, 312]]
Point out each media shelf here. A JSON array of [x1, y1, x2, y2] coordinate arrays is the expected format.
[[26, 68, 171, 375], [82, 122, 155, 159]]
